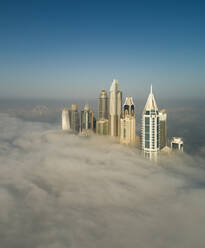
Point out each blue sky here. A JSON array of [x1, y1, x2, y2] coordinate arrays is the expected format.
[[0, 0, 204, 99]]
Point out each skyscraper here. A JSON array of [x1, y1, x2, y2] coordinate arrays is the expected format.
[[171, 137, 184, 152], [81, 104, 94, 134], [62, 108, 71, 131], [120, 97, 136, 145], [71, 104, 79, 133], [141, 85, 160, 153], [96, 89, 108, 136], [159, 109, 167, 149], [109, 79, 122, 137], [98, 90, 108, 120]]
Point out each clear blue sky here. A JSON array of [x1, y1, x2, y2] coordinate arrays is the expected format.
[[0, 0, 204, 99]]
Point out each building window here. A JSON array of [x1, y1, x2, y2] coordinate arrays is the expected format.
[[145, 133, 149, 140], [145, 117, 150, 125], [145, 141, 150, 148]]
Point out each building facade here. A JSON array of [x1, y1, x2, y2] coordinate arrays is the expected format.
[[71, 104, 80, 133], [159, 109, 167, 149], [96, 119, 109, 135], [142, 85, 160, 153], [109, 79, 122, 137], [98, 90, 109, 120], [62, 108, 71, 131], [81, 104, 94, 134], [120, 97, 136, 145]]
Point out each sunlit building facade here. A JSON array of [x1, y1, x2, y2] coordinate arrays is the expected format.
[[96, 119, 109, 135], [120, 97, 136, 145], [62, 108, 71, 131], [109, 79, 122, 137]]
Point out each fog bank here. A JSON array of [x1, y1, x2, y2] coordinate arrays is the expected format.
[[0, 113, 205, 248]]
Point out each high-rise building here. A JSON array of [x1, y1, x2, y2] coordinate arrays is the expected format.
[[120, 97, 136, 145], [96, 89, 108, 136], [98, 90, 108, 120], [171, 137, 184, 152], [62, 108, 71, 131], [96, 119, 109, 136], [109, 79, 122, 137], [141, 85, 160, 153], [81, 104, 94, 134], [71, 104, 79, 133], [159, 109, 167, 149]]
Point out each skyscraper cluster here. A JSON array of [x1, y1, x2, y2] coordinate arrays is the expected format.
[[62, 79, 184, 156], [62, 104, 95, 135]]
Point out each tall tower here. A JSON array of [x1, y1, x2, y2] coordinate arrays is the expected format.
[[142, 85, 160, 153], [62, 108, 71, 131], [109, 79, 122, 137], [71, 104, 79, 133], [81, 104, 94, 134], [159, 109, 167, 149], [120, 97, 136, 145], [98, 90, 108, 120]]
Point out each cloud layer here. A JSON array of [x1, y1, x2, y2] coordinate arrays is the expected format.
[[0, 113, 205, 248]]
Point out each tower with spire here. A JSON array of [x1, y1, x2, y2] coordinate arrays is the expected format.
[[109, 79, 122, 137], [141, 85, 160, 154]]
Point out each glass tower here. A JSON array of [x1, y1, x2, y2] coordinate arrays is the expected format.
[[142, 85, 160, 153]]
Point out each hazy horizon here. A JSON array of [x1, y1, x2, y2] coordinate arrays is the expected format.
[[0, 97, 204, 156]]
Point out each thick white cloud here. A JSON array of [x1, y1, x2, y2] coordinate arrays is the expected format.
[[0, 113, 205, 248]]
